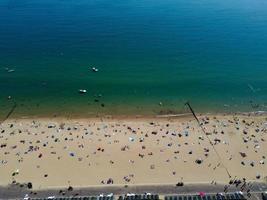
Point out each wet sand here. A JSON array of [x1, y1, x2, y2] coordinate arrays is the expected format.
[[0, 114, 266, 190]]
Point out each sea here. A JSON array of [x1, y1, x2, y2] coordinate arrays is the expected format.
[[1, 0, 267, 117]]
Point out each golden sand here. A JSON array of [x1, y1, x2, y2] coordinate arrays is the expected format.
[[0, 114, 266, 189]]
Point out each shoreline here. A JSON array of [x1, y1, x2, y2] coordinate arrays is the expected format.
[[1, 98, 266, 120], [2, 110, 267, 121]]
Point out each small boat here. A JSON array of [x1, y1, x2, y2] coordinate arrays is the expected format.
[[91, 67, 99, 72], [8, 69, 15, 73], [5, 68, 15, 73], [78, 89, 87, 94]]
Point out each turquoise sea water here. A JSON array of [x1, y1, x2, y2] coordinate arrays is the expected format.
[[0, 0, 267, 117]]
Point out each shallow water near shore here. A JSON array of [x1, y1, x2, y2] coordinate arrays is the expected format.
[[1, 0, 267, 117]]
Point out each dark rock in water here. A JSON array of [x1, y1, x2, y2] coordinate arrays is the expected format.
[[101, 103, 105, 107], [27, 182, 33, 189]]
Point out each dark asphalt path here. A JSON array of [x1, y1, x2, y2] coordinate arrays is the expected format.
[[0, 182, 266, 200]]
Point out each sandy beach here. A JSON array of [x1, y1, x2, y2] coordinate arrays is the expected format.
[[0, 114, 266, 190]]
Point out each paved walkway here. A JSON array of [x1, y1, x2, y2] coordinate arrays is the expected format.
[[0, 182, 266, 199]]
